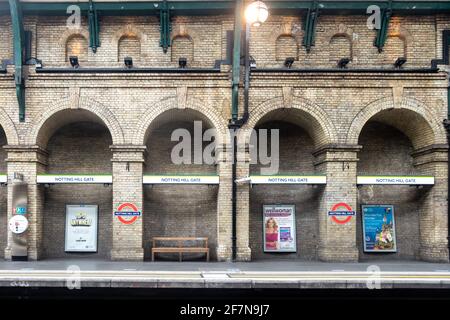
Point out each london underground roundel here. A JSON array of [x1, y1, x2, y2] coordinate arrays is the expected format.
[[328, 202, 356, 225], [114, 202, 141, 225]]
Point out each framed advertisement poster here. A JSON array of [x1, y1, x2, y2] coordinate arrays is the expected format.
[[263, 204, 296, 253], [65, 205, 98, 252], [362, 205, 397, 253]]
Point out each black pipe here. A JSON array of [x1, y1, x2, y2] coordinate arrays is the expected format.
[[35, 67, 221, 74], [251, 67, 439, 73], [445, 84, 450, 252], [229, 22, 251, 261]]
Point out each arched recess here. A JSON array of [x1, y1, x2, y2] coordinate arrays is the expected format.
[[171, 35, 194, 64], [118, 35, 141, 62], [241, 96, 337, 148], [347, 97, 445, 149], [275, 34, 299, 61], [28, 96, 124, 147], [65, 34, 89, 62], [137, 100, 228, 261], [382, 35, 407, 63], [351, 97, 447, 261], [29, 98, 119, 259], [134, 96, 228, 147], [59, 29, 90, 63], [328, 33, 353, 63], [112, 25, 146, 63], [243, 96, 337, 261]]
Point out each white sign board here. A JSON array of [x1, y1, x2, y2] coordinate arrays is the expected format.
[[37, 175, 112, 184], [9, 215, 28, 234], [143, 175, 219, 184], [250, 175, 326, 185], [65, 205, 98, 252], [0, 175, 6, 183], [357, 176, 435, 185]]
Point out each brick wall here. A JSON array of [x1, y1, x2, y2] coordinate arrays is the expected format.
[[250, 122, 320, 260], [357, 122, 421, 260], [42, 122, 112, 259], [0, 11, 448, 262], [143, 120, 218, 260]]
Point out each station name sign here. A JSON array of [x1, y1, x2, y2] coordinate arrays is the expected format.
[[37, 175, 113, 184], [250, 176, 327, 185], [357, 176, 435, 186], [143, 175, 219, 185]]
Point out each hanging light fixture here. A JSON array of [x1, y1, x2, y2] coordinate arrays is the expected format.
[[245, 1, 269, 27]]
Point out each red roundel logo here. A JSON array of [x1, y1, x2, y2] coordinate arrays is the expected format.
[[328, 202, 355, 225], [114, 202, 141, 225]]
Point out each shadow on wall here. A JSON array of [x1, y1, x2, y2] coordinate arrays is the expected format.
[[250, 121, 321, 260], [143, 119, 218, 261], [42, 122, 113, 259], [357, 121, 423, 261]]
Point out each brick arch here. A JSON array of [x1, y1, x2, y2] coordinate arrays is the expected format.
[[28, 96, 124, 147], [268, 21, 302, 45], [240, 96, 338, 148], [0, 107, 19, 145], [171, 24, 200, 46], [60, 29, 89, 62], [346, 97, 445, 149], [59, 28, 90, 48], [328, 33, 353, 61], [112, 25, 146, 43], [133, 96, 228, 146]]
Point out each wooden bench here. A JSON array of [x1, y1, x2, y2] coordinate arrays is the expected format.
[[151, 237, 210, 262]]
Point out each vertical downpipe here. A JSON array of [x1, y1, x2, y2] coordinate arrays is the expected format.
[[229, 0, 243, 261]]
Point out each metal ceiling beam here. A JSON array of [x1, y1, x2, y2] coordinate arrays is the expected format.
[[374, 0, 392, 52], [302, 1, 319, 53], [159, 0, 171, 53], [9, 0, 26, 122], [2, 1, 450, 16], [88, 0, 100, 53]]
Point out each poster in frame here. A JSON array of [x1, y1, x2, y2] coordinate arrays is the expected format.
[[263, 204, 296, 253], [361, 204, 397, 253], [65, 204, 98, 253]]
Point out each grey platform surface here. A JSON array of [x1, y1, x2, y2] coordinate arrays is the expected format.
[[0, 259, 449, 289]]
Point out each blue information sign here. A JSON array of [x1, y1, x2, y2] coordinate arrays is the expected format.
[[362, 205, 397, 253]]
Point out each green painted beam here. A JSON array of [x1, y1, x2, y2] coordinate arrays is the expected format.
[[88, 0, 100, 53], [231, 0, 242, 122], [2, 1, 449, 17], [9, 0, 26, 122], [9, 1, 234, 16], [374, 0, 392, 52], [302, 1, 319, 53], [159, 0, 171, 53]]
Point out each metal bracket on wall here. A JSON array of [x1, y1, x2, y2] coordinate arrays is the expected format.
[[302, 1, 319, 53], [160, 0, 172, 53], [374, 0, 393, 53], [9, 0, 26, 122], [88, 0, 100, 53]]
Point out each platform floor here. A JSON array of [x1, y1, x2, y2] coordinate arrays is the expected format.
[[0, 259, 449, 289]]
